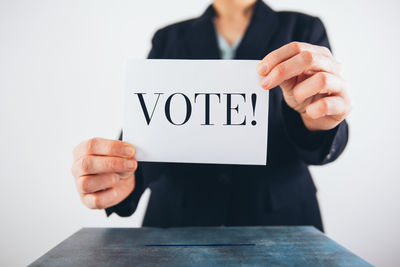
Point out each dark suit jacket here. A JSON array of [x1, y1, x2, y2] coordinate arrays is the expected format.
[[106, 0, 348, 232]]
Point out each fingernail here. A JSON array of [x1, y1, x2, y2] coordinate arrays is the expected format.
[[257, 63, 268, 75], [86, 194, 96, 206], [123, 145, 135, 156], [306, 105, 319, 119], [261, 76, 270, 88], [113, 173, 121, 183], [125, 159, 136, 169]]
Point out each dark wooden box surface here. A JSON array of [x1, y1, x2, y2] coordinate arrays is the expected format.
[[30, 226, 371, 266]]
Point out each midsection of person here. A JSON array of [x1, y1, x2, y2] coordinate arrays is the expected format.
[[71, 0, 351, 232]]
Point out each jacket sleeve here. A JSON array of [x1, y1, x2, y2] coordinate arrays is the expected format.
[[105, 31, 165, 217], [281, 17, 349, 165]]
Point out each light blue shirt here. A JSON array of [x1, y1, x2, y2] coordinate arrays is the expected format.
[[215, 31, 242, 60]]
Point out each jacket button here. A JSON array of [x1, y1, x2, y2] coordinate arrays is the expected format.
[[218, 174, 231, 185]]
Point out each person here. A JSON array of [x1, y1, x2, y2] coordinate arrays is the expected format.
[[71, 0, 351, 231]]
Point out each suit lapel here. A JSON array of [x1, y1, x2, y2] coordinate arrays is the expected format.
[[185, 6, 220, 59], [185, 0, 279, 60], [235, 0, 279, 60]]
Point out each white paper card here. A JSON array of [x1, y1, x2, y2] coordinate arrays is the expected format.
[[123, 59, 269, 165]]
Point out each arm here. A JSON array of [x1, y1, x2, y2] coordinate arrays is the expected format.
[[281, 98, 349, 165], [258, 17, 351, 165]]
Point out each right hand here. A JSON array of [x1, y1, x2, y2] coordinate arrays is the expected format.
[[71, 138, 137, 210]]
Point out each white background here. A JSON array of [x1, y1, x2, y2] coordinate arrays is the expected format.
[[0, 0, 399, 266]]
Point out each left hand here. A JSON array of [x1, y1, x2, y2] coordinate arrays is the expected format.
[[257, 41, 351, 131]]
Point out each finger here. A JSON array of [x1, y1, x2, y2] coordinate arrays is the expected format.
[[73, 137, 135, 160], [292, 72, 346, 104], [260, 51, 341, 90], [81, 174, 135, 209], [257, 41, 332, 76], [72, 155, 137, 177], [76, 173, 121, 194], [306, 96, 349, 120], [118, 172, 134, 179]]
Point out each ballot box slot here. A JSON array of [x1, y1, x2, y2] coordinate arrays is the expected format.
[[144, 243, 256, 247]]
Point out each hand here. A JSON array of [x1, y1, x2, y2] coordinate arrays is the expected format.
[[71, 138, 137, 209], [257, 41, 351, 131]]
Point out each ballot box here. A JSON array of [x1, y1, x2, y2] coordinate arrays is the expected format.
[[30, 226, 371, 266]]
